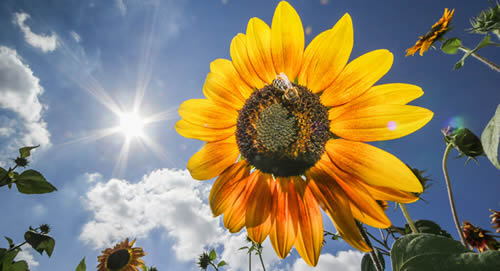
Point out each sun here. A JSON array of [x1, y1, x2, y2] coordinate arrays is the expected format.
[[119, 112, 145, 139]]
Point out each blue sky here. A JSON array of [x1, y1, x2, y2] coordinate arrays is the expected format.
[[0, 0, 499, 270]]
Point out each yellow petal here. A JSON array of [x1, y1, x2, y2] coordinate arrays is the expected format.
[[360, 182, 419, 203], [186, 136, 239, 180], [175, 119, 235, 142], [271, 1, 304, 81], [178, 99, 238, 129], [246, 18, 276, 84], [307, 169, 371, 252], [293, 178, 323, 267], [203, 72, 245, 110], [321, 49, 393, 106], [223, 171, 260, 233], [350, 203, 390, 229], [230, 34, 266, 89], [315, 158, 391, 228], [246, 173, 274, 244], [331, 104, 434, 142], [299, 14, 353, 93], [328, 83, 424, 120], [269, 177, 298, 259], [210, 59, 254, 99], [210, 161, 251, 216], [326, 139, 423, 193]]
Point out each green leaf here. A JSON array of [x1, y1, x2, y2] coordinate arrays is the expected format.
[[481, 104, 500, 170], [5, 260, 28, 271], [361, 249, 385, 271], [217, 260, 227, 267], [238, 246, 249, 250], [75, 257, 86, 271], [0, 167, 7, 185], [441, 38, 462, 54], [24, 231, 55, 257], [209, 249, 216, 261], [18, 145, 39, 159], [15, 170, 57, 194], [391, 233, 500, 271], [1, 250, 19, 266], [4, 237, 14, 249], [455, 35, 492, 70], [404, 220, 452, 238]]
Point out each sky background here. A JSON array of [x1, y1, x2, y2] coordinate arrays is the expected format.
[[0, 0, 499, 270]]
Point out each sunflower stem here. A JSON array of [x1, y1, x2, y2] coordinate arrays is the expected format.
[[399, 203, 419, 234], [356, 221, 384, 271], [458, 46, 500, 72], [258, 251, 266, 271], [249, 249, 251, 271], [209, 262, 219, 271], [442, 143, 467, 246]]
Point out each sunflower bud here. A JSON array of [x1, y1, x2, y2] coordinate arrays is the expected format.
[[462, 221, 499, 252], [14, 157, 29, 167], [490, 209, 500, 233], [469, 2, 500, 39], [197, 252, 211, 270], [442, 126, 484, 161], [407, 165, 432, 197], [39, 224, 51, 234], [376, 200, 389, 211]]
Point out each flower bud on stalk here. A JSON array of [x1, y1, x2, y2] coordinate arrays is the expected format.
[[442, 126, 484, 162]]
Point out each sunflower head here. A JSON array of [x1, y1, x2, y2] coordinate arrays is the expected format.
[[406, 8, 455, 56], [407, 165, 432, 197], [469, 2, 500, 38], [97, 238, 146, 271], [197, 252, 211, 270], [462, 221, 499, 252], [442, 126, 484, 162], [14, 157, 29, 167], [490, 209, 500, 233]]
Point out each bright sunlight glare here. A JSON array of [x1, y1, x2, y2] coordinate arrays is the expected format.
[[119, 112, 145, 138]]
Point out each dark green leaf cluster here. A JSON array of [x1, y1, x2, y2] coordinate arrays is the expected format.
[[443, 127, 485, 162], [469, 1, 500, 38], [404, 220, 452, 239], [361, 249, 385, 271]]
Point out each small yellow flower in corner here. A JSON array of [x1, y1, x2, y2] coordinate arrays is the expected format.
[[97, 238, 146, 271]]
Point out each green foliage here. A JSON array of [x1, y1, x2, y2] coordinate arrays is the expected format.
[[455, 35, 494, 69], [361, 249, 385, 271], [15, 170, 57, 194], [441, 38, 462, 54], [217, 261, 227, 268], [3, 238, 13, 250], [209, 249, 217, 261], [0, 249, 28, 271], [391, 233, 500, 271], [404, 220, 452, 238], [75, 257, 86, 271], [469, 1, 500, 39], [24, 229, 55, 257], [443, 127, 484, 162], [481, 104, 500, 170], [18, 145, 39, 159]]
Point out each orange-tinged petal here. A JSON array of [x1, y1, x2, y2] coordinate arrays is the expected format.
[[269, 177, 298, 259], [331, 104, 434, 142], [299, 13, 353, 93], [246, 18, 276, 84], [246, 173, 274, 243], [297, 29, 328, 87], [210, 161, 251, 216], [178, 99, 237, 129], [186, 136, 239, 180], [175, 119, 235, 142], [360, 182, 419, 203], [210, 59, 254, 99], [203, 72, 245, 110], [328, 83, 424, 120], [350, 202, 390, 228], [315, 157, 391, 228], [321, 49, 393, 106], [223, 171, 260, 232], [307, 168, 371, 252], [271, 1, 304, 81], [230, 34, 266, 89], [326, 139, 423, 193], [293, 178, 323, 267]]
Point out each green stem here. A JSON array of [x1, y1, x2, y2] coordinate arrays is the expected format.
[[0, 165, 17, 187], [399, 203, 419, 234], [249, 249, 251, 271], [209, 262, 219, 271], [258, 252, 266, 271], [458, 46, 500, 72], [442, 144, 467, 246], [7, 241, 27, 252], [356, 221, 383, 271]]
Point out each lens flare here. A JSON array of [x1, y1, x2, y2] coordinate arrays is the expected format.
[[387, 121, 397, 131]]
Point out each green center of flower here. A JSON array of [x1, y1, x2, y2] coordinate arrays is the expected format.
[[236, 83, 330, 177], [107, 249, 130, 270]]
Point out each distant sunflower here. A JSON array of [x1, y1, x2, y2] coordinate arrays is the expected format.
[[176, 1, 432, 266], [97, 238, 146, 271], [406, 8, 455, 56]]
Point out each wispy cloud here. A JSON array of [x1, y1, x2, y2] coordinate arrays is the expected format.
[[70, 30, 81, 43], [12, 12, 58, 53], [116, 0, 127, 15]]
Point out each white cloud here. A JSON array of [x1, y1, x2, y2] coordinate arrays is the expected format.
[[221, 0, 229, 4], [70, 30, 81, 43], [79, 168, 284, 269], [116, 0, 127, 15], [291, 250, 364, 271], [13, 12, 58, 53], [16, 244, 40, 270], [0, 46, 50, 165]]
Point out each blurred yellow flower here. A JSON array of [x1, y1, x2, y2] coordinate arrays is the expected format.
[[97, 238, 146, 271]]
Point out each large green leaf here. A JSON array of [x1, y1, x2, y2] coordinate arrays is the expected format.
[[24, 231, 55, 257], [455, 35, 492, 70], [481, 104, 500, 170], [18, 145, 39, 159], [441, 38, 462, 54], [391, 233, 500, 271], [15, 170, 57, 194], [209, 249, 217, 261], [4, 260, 28, 271], [75, 257, 86, 271], [361, 249, 385, 271], [404, 220, 452, 238]]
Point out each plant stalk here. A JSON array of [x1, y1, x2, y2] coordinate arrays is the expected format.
[[356, 221, 384, 271], [442, 143, 467, 246], [258, 251, 266, 271], [458, 46, 500, 72], [399, 203, 419, 234]]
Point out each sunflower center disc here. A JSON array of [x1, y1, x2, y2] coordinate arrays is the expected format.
[[107, 249, 130, 270], [236, 83, 330, 177]]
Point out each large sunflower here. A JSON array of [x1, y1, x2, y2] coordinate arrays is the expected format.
[[97, 238, 146, 271], [176, 1, 433, 266]]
